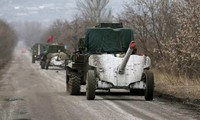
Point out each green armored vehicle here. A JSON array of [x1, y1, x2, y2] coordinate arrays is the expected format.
[[31, 43, 47, 63], [40, 43, 70, 69], [66, 23, 154, 101]]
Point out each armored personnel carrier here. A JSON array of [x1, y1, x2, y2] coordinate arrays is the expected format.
[[66, 23, 154, 100]]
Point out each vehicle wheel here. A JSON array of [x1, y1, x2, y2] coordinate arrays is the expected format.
[[66, 75, 69, 92], [41, 61, 45, 69], [144, 70, 154, 101], [86, 70, 96, 100], [32, 57, 35, 63], [64, 60, 67, 70], [45, 61, 49, 70], [67, 73, 81, 95], [45, 65, 48, 70]]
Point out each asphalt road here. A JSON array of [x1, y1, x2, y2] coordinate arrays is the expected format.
[[0, 42, 199, 120]]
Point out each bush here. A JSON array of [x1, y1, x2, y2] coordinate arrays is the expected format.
[[157, 1, 200, 78]]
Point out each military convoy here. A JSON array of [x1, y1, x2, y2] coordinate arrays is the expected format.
[[65, 23, 154, 101], [31, 23, 154, 101]]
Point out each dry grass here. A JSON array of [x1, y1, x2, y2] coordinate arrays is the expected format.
[[153, 69, 200, 100]]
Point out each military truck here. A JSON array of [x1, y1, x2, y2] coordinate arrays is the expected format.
[[31, 43, 47, 63], [66, 23, 154, 101], [40, 43, 70, 70]]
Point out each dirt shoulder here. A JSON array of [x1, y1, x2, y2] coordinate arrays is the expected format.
[[155, 91, 200, 109], [154, 69, 200, 113]]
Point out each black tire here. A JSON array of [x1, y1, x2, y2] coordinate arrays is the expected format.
[[86, 70, 96, 100], [45, 65, 48, 70], [144, 70, 154, 101], [41, 61, 45, 69], [64, 60, 67, 70], [45, 61, 49, 70], [67, 73, 81, 95], [32, 57, 35, 63]]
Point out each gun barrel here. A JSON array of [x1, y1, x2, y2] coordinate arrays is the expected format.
[[118, 41, 135, 74]]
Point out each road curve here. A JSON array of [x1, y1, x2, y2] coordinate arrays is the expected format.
[[0, 42, 199, 120]]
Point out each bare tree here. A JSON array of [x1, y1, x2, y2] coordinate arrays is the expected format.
[[119, 0, 177, 58], [41, 17, 84, 51], [16, 21, 44, 47], [76, 0, 112, 23], [46, 19, 66, 43], [62, 15, 89, 51], [118, 0, 200, 77], [161, 0, 200, 77]]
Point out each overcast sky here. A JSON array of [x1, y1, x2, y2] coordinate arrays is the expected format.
[[0, 0, 130, 24]]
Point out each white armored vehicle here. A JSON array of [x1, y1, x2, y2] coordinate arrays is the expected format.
[[40, 43, 69, 69], [66, 23, 154, 101]]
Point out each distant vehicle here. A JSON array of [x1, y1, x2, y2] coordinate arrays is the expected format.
[[40, 43, 70, 70], [66, 23, 154, 101], [31, 43, 47, 63], [21, 48, 27, 53]]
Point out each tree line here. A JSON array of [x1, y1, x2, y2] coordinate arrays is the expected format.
[[119, 0, 200, 78], [40, 0, 112, 52], [25, 0, 199, 78], [0, 19, 18, 67]]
